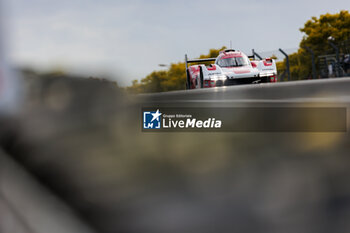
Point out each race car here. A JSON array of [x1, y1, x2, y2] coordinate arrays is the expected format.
[[185, 49, 277, 89]]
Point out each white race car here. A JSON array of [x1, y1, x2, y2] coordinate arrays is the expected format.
[[185, 49, 277, 89]]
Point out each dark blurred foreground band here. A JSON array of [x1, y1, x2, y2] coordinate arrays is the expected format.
[[1, 75, 350, 233]]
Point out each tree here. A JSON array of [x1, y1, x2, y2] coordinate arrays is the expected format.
[[300, 10, 350, 54], [277, 10, 350, 80]]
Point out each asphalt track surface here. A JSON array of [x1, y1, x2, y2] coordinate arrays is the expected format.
[[139, 77, 350, 104]]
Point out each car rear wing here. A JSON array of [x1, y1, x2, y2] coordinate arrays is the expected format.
[[249, 49, 263, 60], [185, 54, 216, 70]]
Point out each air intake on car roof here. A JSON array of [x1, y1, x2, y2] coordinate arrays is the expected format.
[[220, 49, 236, 54]]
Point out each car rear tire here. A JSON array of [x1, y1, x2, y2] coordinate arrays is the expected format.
[[199, 67, 204, 88], [186, 70, 191, 89]]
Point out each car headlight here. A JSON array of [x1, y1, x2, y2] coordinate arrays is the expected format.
[[210, 75, 226, 80], [260, 72, 276, 77]]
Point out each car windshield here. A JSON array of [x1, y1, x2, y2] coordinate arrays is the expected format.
[[217, 56, 248, 67]]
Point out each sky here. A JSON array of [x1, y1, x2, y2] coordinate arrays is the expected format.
[[5, 0, 350, 86]]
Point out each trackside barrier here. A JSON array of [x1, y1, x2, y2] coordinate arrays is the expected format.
[[303, 46, 316, 80], [279, 48, 291, 81]]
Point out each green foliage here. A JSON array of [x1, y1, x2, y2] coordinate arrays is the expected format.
[[270, 54, 278, 60], [277, 10, 350, 80], [300, 10, 350, 54], [126, 46, 226, 93]]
